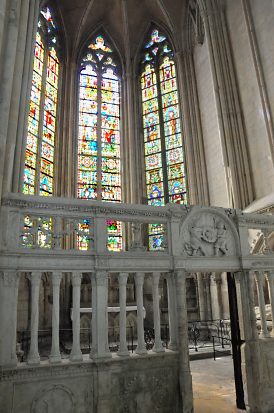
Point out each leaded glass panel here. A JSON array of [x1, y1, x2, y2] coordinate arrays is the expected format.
[[23, 8, 59, 197], [77, 34, 122, 251], [141, 28, 188, 250]]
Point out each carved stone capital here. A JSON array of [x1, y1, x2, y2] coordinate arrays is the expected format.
[[0, 271, 20, 287], [118, 272, 128, 286], [134, 272, 145, 286], [29, 271, 42, 286], [52, 271, 63, 286], [71, 272, 82, 287], [152, 272, 161, 286]]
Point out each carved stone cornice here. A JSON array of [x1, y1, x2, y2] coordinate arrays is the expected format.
[[2, 196, 170, 219]]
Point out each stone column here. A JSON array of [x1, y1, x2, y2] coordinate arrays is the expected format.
[[210, 273, 221, 320], [166, 273, 177, 350], [200, 0, 253, 209], [90, 273, 97, 357], [49, 271, 62, 363], [0, 270, 20, 367], [221, 272, 230, 320], [204, 274, 212, 320], [118, 272, 129, 356], [90, 271, 111, 359], [27, 271, 42, 365], [255, 271, 270, 338], [70, 272, 83, 362], [197, 272, 206, 321], [134, 272, 146, 354], [152, 272, 164, 352], [176, 270, 193, 413], [235, 271, 262, 412], [266, 271, 274, 338]]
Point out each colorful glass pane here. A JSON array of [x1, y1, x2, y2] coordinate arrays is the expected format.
[[78, 35, 122, 250], [145, 139, 161, 155], [141, 28, 188, 250], [106, 220, 122, 251], [23, 8, 59, 197], [77, 219, 92, 250]]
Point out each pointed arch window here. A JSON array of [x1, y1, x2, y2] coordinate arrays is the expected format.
[[77, 34, 122, 251], [140, 28, 188, 249], [23, 7, 60, 196]]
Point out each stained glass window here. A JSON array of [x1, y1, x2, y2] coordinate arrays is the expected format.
[[141, 28, 188, 250], [78, 34, 122, 251], [23, 7, 59, 196]]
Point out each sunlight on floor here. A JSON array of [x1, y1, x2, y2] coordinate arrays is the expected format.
[[191, 356, 246, 413]]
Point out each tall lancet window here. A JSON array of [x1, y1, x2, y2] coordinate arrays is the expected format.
[[77, 34, 122, 251], [140, 28, 188, 249], [23, 7, 60, 196]]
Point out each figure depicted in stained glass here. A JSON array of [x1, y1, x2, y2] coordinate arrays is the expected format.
[[140, 27, 188, 250], [23, 7, 59, 197], [78, 33, 122, 251]]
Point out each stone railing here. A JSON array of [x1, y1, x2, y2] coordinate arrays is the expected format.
[[1, 195, 274, 409]]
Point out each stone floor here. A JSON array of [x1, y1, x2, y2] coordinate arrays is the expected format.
[[191, 356, 246, 413]]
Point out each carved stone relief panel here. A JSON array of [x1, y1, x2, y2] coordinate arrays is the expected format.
[[116, 368, 178, 413], [181, 211, 237, 257], [31, 385, 74, 413]]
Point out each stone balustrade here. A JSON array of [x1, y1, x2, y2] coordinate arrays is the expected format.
[[2, 195, 274, 412]]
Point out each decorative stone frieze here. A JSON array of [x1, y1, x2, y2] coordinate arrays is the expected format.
[[181, 210, 237, 257]]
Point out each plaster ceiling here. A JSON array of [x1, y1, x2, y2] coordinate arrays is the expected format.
[[56, 0, 188, 60]]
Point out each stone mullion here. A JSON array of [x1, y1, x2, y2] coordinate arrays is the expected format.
[[155, 62, 169, 205], [35, 36, 48, 195], [97, 70, 102, 200]]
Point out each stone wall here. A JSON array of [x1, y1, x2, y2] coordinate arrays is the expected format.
[[225, 0, 274, 200], [193, 38, 230, 208], [0, 353, 181, 413]]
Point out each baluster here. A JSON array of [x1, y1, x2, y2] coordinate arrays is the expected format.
[[49, 271, 62, 363], [27, 271, 42, 365], [118, 272, 129, 356], [152, 272, 164, 352], [134, 272, 146, 354], [255, 271, 270, 338], [70, 272, 83, 362], [166, 272, 177, 350], [266, 271, 274, 338]]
